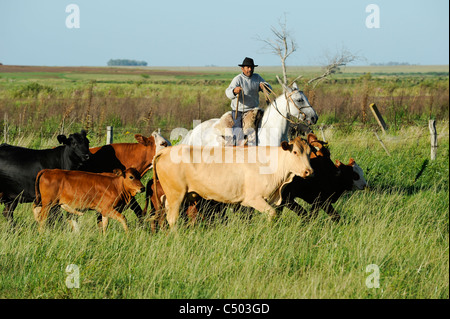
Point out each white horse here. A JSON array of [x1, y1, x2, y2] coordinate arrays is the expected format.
[[181, 82, 318, 146]]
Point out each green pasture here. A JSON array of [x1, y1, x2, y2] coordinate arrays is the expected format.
[[0, 123, 448, 299], [0, 66, 448, 299]]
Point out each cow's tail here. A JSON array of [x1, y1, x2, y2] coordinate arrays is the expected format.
[[149, 152, 164, 232], [33, 169, 46, 219], [152, 152, 163, 212]]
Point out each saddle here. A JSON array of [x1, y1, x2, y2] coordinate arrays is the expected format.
[[216, 108, 263, 146]]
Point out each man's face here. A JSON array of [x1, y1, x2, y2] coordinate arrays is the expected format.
[[241, 66, 254, 77]]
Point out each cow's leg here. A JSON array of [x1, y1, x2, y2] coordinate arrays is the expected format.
[[36, 204, 52, 233], [143, 179, 154, 217], [32, 204, 42, 223], [284, 200, 309, 218], [322, 203, 341, 222], [246, 197, 277, 221], [47, 205, 65, 229], [96, 212, 104, 230], [101, 216, 109, 233], [60, 204, 84, 232], [128, 196, 144, 225], [103, 209, 128, 233], [165, 196, 183, 231], [185, 202, 200, 227], [60, 204, 84, 216], [149, 194, 167, 233], [2, 200, 18, 227]]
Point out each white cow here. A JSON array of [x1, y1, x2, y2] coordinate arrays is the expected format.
[[152, 136, 313, 230]]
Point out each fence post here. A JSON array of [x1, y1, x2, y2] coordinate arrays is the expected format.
[[369, 103, 388, 134], [374, 131, 391, 157], [106, 126, 113, 144], [428, 120, 437, 160], [319, 125, 326, 142]]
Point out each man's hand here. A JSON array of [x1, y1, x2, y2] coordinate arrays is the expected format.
[[260, 82, 270, 91], [233, 86, 242, 95]]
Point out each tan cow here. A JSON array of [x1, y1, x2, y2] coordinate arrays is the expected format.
[[33, 168, 145, 233], [152, 136, 313, 230]]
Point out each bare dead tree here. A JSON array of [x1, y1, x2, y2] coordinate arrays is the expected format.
[[308, 49, 360, 88], [258, 15, 360, 97], [257, 14, 296, 88]]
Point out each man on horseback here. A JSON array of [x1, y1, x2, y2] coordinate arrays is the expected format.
[[225, 57, 272, 145]]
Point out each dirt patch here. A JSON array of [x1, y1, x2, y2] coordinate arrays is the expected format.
[[0, 65, 207, 76]]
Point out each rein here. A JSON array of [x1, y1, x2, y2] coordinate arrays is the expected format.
[[261, 85, 308, 125], [234, 89, 244, 121]]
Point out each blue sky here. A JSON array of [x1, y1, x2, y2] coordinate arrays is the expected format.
[[0, 0, 448, 66]]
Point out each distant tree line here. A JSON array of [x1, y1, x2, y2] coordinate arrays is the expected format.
[[370, 62, 416, 66], [107, 59, 148, 66]]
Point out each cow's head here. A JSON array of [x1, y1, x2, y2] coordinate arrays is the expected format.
[[58, 130, 91, 165], [281, 136, 313, 179], [120, 167, 145, 196], [335, 158, 368, 190], [135, 132, 171, 156], [134, 132, 171, 174], [151, 131, 171, 153]]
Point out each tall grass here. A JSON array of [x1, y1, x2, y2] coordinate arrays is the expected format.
[[0, 124, 448, 299], [0, 69, 448, 144]]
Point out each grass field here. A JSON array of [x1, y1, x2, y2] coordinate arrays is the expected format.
[[0, 123, 448, 299], [0, 65, 448, 300]]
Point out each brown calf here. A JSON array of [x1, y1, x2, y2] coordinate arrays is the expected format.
[[33, 168, 145, 233], [79, 131, 170, 225]]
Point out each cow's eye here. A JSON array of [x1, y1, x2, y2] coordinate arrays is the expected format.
[[293, 151, 298, 155], [129, 176, 134, 180]]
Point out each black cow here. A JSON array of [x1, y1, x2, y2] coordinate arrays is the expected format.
[[0, 130, 91, 226], [278, 135, 367, 222]]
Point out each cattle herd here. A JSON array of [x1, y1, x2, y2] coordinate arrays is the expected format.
[[0, 128, 367, 233]]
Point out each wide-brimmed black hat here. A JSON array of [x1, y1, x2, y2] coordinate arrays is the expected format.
[[238, 57, 258, 67]]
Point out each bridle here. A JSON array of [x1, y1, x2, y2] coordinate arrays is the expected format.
[[261, 85, 311, 125]]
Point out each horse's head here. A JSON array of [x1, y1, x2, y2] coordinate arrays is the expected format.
[[284, 82, 319, 125]]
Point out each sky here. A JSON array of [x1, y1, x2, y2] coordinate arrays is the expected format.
[[0, 0, 448, 67]]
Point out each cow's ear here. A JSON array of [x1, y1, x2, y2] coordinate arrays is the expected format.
[[135, 134, 144, 144], [134, 134, 148, 145], [57, 135, 68, 145], [135, 134, 153, 146], [81, 130, 87, 138], [281, 141, 293, 152], [112, 169, 123, 177], [307, 133, 317, 144]]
